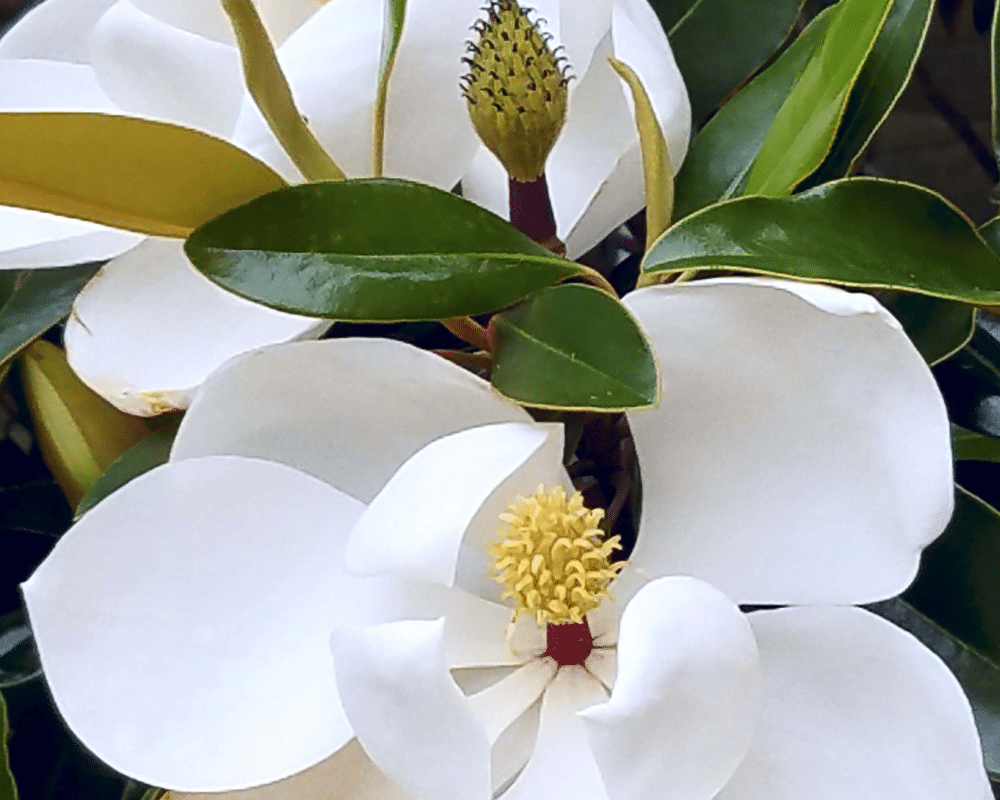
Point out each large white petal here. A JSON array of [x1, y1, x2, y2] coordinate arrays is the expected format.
[[171, 337, 530, 503], [347, 423, 566, 598], [63, 237, 327, 417], [0, 0, 115, 63], [0, 59, 115, 111], [716, 606, 990, 800], [126, 0, 321, 45], [623, 279, 954, 605], [0, 206, 141, 269], [90, 1, 243, 136], [502, 666, 610, 800], [168, 739, 417, 800], [580, 577, 759, 800], [331, 619, 493, 800], [233, 0, 481, 185], [23, 456, 364, 792]]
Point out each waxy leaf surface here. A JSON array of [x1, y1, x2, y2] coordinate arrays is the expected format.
[[744, 0, 892, 196], [806, 0, 934, 185], [881, 292, 975, 366], [0, 264, 99, 369], [186, 179, 581, 321], [644, 179, 1000, 304], [657, 0, 804, 124], [953, 425, 1000, 464], [672, 7, 831, 220], [0, 113, 286, 237], [490, 284, 658, 410]]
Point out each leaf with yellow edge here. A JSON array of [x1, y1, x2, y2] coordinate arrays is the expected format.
[[0, 113, 287, 237], [222, 0, 345, 182], [19, 340, 149, 507], [607, 57, 673, 251], [0, 690, 15, 800]]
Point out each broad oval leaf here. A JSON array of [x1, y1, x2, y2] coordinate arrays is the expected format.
[[0, 112, 287, 237], [644, 178, 1000, 304], [75, 417, 181, 519], [658, 0, 804, 125], [881, 292, 975, 366], [743, 0, 893, 196], [0, 610, 41, 689], [953, 425, 1000, 464], [490, 284, 658, 410], [871, 598, 1000, 777], [672, 6, 832, 220], [0, 263, 99, 369], [186, 179, 582, 321], [804, 0, 934, 186]]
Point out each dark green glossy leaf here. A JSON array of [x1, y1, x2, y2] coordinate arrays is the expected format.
[[979, 215, 1000, 256], [953, 425, 1000, 463], [673, 8, 832, 220], [805, 0, 934, 185], [744, 0, 893, 196], [0, 688, 14, 800], [905, 486, 1000, 664], [75, 417, 181, 519], [644, 179, 1000, 303], [490, 284, 658, 410], [660, 0, 804, 124], [186, 179, 581, 321], [993, 0, 1000, 168], [880, 292, 975, 365], [932, 312, 1000, 437], [0, 611, 40, 689], [870, 598, 1000, 776], [0, 263, 99, 369]]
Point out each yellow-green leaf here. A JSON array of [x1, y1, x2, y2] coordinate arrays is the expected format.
[[20, 340, 149, 507], [0, 112, 287, 237], [373, 0, 408, 177], [0, 690, 14, 800], [608, 57, 673, 251], [221, 0, 345, 182]]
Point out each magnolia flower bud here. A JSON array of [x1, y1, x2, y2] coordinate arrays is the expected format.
[[461, 0, 570, 182]]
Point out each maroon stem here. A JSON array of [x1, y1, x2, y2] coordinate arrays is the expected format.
[[509, 174, 558, 244]]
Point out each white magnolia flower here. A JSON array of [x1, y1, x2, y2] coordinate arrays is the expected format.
[[23, 279, 987, 799], [0, 0, 689, 415]]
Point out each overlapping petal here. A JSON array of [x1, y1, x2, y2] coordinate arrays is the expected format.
[[171, 338, 530, 502], [331, 619, 493, 800], [0, 0, 115, 62], [63, 238, 328, 416], [623, 278, 953, 605], [580, 577, 759, 800], [23, 456, 365, 792], [716, 606, 990, 800]]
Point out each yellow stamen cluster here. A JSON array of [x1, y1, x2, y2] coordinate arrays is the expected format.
[[491, 485, 623, 626], [460, 0, 570, 181]]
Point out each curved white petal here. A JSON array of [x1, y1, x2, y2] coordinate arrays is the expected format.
[[467, 659, 557, 744], [0, 206, 141, 269], [0, 59, 115, 111], [171, 337, 530, 503], [169, 739, 418, 800], [23, 456, 364, 792], [716, 606, 990, 800], [623, 279, 954, 604], [580, 577, 759, 800], [0, 0, 115, 63], [347, 423, 566, 598], [503, 666, 610, 800], [90, 1, 243, 136], [233, 0, 481, 185], [63, 237, 327, 417], [126, 0, 321, 46], [560, 0, 612, 75], [331, 619, 493, 800]]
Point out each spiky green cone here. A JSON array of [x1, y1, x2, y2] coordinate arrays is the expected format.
[[461, 1, 570, 182]]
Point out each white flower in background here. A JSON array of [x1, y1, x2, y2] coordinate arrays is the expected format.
[[23, 280, 987, 799], [0, 0, 689, 415]]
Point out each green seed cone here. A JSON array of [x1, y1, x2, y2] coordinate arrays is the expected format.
[[461, 1, 570, 182]]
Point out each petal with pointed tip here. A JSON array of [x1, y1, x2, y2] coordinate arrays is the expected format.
[[624, 279, 953, 604], [64, 237, 327, 417]]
